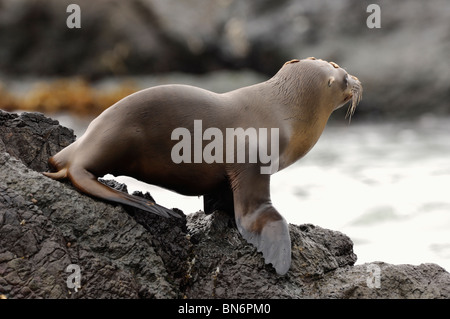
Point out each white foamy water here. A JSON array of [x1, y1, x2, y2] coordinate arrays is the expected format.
[[56, 113, 450, 271]]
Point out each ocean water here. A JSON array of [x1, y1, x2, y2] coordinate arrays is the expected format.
[[55, 113, 450, 272]]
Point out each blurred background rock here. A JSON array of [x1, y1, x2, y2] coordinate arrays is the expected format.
[[0, 0, 449, 119]]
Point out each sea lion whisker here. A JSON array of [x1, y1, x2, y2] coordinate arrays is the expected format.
[[345, 83, 363, 123]]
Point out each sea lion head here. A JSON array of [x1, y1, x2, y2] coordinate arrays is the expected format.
[[304, 57, 363, 121], [280, 57, 363, 121]]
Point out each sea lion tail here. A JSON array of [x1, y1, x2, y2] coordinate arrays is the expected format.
[[66, 166, 179, 218]]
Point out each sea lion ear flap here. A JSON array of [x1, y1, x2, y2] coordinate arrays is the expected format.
[[283, 59, 300, 66], [328, 77, 335, 87]]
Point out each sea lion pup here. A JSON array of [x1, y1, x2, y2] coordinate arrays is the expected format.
[[44, 57, 362, 275]]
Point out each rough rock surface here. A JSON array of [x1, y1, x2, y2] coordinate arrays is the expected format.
[[1, 110, 450, 299]]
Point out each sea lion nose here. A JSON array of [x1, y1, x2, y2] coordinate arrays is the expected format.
[[346, 75, 360, 95]]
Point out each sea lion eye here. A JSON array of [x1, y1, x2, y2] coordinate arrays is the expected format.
[[328, 77, 334, 87]]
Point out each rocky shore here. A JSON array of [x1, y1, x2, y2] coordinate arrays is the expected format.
[[1, 110, 449, 299]]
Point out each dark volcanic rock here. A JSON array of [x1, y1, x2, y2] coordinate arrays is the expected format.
[[1, 110, 450, 299], [184, 212, 357, 298], [0, 111, 75, 172], [0, 110, 188, 298]]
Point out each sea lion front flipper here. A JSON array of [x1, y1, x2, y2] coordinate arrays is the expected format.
[[231, 170, 291, 275], [236, 205, 291, 275], [63, 166, 179, 218]]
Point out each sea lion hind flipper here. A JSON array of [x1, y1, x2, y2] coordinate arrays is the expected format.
[[67, 166, 178, 218], [236, 211, 291, 275], [112, 190, 180, 218], [43, 168, 68, 180]]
